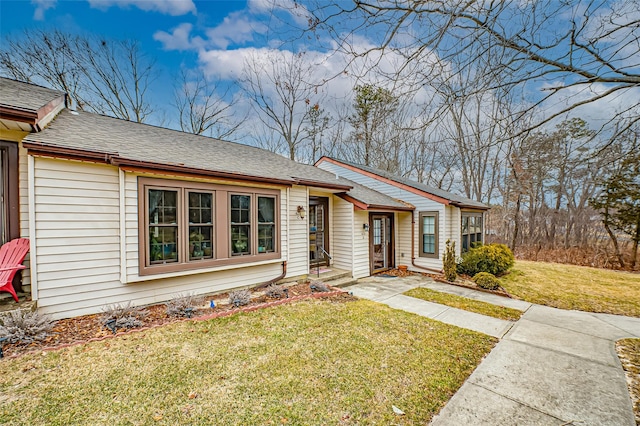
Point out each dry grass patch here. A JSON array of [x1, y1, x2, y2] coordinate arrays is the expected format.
[[0, 299, 495, 425], [500, 260, 640, 317], [404, 288, 523, 321], [616, 338, 640, 424]]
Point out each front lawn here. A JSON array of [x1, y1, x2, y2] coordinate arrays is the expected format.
[[0, 299, 495, 425], [500, 260, 640, 317], [404, 287, 523, 321]]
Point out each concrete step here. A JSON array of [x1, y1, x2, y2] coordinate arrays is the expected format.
[[325, 277, 357, 288]]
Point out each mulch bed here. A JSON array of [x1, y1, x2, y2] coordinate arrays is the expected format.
[[1, 282, 354, 359], [376, 269, 513, 298]]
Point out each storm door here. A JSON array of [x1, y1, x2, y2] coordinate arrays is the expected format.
[[309, 197, 329, 266], [370, 213, 394, 273]]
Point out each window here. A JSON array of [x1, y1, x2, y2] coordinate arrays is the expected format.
[[419, 211, 439, 258], [0, 141, 19, 246], [148, 189, 179, 264], [230, 194, 251, 255], [258, 196, 275, 253], [139, 178, 280, 275], [188, 192, 213, 261], [462, 212, 483, 252]]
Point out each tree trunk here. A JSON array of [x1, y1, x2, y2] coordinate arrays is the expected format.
[[603, 220, 625, 268]]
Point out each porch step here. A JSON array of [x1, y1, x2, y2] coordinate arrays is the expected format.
[[325, 277, 358, 288]]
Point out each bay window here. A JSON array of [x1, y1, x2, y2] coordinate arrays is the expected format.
[[139, 178, 280, 275]]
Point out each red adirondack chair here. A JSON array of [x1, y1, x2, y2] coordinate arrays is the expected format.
[[0, 238, 30, 302]]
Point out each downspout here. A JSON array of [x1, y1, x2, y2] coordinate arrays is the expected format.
[[256, 261, 287, 288], [411, 212, 444, 274]]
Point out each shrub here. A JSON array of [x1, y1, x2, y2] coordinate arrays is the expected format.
[[443, 239, 457, 282], [100, 302, 149, 332], [228, 289, 251, 307], [457, 244, 515, 277], [310, 281, 330, 292], [472, 272, 501, 290], [0, 310, 57, 344], [166, 293, 203, 317], [265, 284, 287, 299]]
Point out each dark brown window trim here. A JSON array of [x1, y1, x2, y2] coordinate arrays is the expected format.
[[138, 177, 280, 276], [418, 211, 439, 259]]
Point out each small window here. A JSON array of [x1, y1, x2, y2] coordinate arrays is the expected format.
[[148, 189, 179, 264], [231, 194, 251, 255], [258, 196, 276, 253], [188, 191, 213, 261], [462, 212, 483, 252], [419, 211, 439, 258]]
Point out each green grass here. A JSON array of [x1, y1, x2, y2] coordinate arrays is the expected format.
[[0, 299, 496, 425], [500, 260, 640, 317], [404, 287, 523, 321]]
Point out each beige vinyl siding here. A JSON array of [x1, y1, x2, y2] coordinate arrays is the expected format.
[[32, 158, 120, 318], [318, 162, 446, 270], [18, 143, 31, 290], [286, 185, 308, 278], [32, 159, 291, 319], [331, 196, 354, 272], [395, 211, 412, 267], [446, 206, 462, 256], [353, 210, 370, 278]]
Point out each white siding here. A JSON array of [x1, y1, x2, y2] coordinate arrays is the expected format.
[[318, 161, 447, 270], [331, 196, 354, 272], [352, 210, 370, 278], [31, 159, 296, 319], [286, 185, 308, 277], [395, 211, 412, 267], [18, 143, 31, 290]]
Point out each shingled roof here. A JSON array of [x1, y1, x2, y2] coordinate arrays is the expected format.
[[316, 157, 489, 210], [0, 77, 66, 131], [22, 109, 356, 189]]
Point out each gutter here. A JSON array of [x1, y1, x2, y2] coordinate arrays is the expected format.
[[411, 213, 444, 274], [22, 141, 295, 187], [337, 193, 415, 212]]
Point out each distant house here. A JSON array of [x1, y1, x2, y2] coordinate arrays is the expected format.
[[315, 157, 489, 272], [0, 77, 488, 319]]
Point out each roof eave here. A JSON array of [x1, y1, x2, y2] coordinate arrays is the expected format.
[[22, 141, 295, 187], [338, 193, 415, 212]]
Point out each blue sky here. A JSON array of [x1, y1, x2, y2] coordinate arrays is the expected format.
[[0, 1, 303, 109], [1, 0, 637, 141]]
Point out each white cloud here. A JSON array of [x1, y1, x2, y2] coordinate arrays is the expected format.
[[87, 0, 196, 16], [247, 0, 310, 25], [154, 22, 204, 50], [205, 11, 268, 49], [32, 0, 57, 21]]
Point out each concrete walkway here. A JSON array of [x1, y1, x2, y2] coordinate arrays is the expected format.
[[345, 275, 640, 425]]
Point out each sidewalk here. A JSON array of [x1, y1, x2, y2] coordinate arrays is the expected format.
[[345, 275, 640, 425]]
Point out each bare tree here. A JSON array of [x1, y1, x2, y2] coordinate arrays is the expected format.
[[308, 1, 640, 138], [1, 30, 158, 123], [0, 29, 87, 109], [174, 70, 243, 139], [73, 37, 157, 123], [241, 50, 322, 160]]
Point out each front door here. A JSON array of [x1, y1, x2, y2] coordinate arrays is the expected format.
[[309, 197, 329, 266], [370, 213, 394, 273]]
